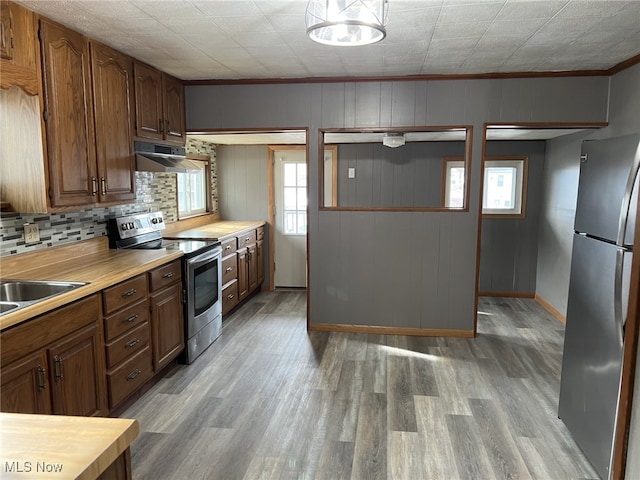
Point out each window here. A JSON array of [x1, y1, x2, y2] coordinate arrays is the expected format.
[[283, 161, 307, 234], [482, 157, 527, 216], [443, 158, 465, 208], [177, 159, 208, 218]]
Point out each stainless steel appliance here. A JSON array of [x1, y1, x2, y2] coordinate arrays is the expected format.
[[107, 212, 223, 364], [558, 133, 640, 480]]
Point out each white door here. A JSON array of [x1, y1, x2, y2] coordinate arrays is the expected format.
[[274, 149, 307, 287]]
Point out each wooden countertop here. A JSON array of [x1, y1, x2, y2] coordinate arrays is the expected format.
[[0, 412, 138, 480], [164, 220, 265, 241], [0, 237, 183, 331]]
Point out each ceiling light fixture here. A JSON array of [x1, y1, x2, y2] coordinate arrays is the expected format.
[[382, 132, 405, 148], [305, 0, 389, 47]]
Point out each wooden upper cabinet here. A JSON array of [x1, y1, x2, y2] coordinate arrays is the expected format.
[[134, 61, 185, 145], [1, 2, 14, 60], [40, 18, 97, 207], [90, 41, 136, 204], [133, 61, 163, 141], [162, 74, 186, 144], [0, 1, 39, 95]]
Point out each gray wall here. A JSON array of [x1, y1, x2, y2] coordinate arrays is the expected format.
[[480, 140, 546, 295], [216, 145, 270, 221], [186, 76, 609, 331], [336, 141, 465, 208]]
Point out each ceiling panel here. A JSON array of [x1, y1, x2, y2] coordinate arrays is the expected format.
[[15, 0, 640, 80]]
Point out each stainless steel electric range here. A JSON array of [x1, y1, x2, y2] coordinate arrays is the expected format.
[[107, 212, 222, 364]]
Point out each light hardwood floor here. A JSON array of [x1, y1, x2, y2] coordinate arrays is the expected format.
[[122, 292, 598, 480]]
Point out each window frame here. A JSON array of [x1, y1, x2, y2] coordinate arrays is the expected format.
[[482, 156, 528, 218], [176, 154, 211, 220], [442, 156, 466, 208], [281, 159, 308, 236]]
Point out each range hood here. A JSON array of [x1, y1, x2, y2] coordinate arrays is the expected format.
[[134, 141, 201, 173]]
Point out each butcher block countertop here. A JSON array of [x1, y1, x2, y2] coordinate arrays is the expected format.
[[0, 413, 138, 479], [0, 237, 182, 331], [164, 220, 265, 241]]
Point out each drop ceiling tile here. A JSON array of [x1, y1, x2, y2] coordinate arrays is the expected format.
[[266, 14, 306, 31], [212, 15, 276, 33], [432, 22, 492, 40], [497, 1, 567, 20], [134, 0, 205, 18], [230, 31, 287, 48], [191, 0, 263, 17], [438, 2, 505, 24]]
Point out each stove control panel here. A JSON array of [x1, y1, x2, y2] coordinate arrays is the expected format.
[[112, 211, 165, 240]]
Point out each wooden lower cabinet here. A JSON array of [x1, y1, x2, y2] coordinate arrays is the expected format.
[[257, 239, 265, 286], [0, 351, 51, 414], [106, 347, 153, 408], [48, 324, 105, 417], [222, 281, 239, 316], [0, 295, 107, 417], [98, 448, 132, 480], [149, 282, 184, 371]]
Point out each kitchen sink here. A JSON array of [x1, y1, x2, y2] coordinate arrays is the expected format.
[[0, 280, 88, 317]]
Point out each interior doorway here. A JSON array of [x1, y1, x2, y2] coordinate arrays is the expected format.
[[269, 146, 308, 288]]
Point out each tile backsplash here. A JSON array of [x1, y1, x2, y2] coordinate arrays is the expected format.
[[0, 138, 217, 257]]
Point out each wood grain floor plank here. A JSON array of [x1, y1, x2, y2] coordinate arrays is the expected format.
[[351, 392, 387, 480], [387, 355, 418, 432], [314, 440, 355, 480], [388, 431, 422, 480], [446, 414, 496, 480], [414, 396, 459, 480]]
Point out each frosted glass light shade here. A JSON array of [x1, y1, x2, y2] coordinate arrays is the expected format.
[[306, 0, 388, 46]]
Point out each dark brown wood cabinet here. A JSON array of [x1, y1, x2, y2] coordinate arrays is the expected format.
[[0, 350, 51, 414], [237, 247, 249, 301], [149, 260, 184, 371], [257, 239, 265, 286], [90, 40, 136, 204], [48, 323, 105, 417], [0, 1, 39, 94], [40, 18, 97, 207], [134, 61, 185, 145], [0, 295, 107, 417]]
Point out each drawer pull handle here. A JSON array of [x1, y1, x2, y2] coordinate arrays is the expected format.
[[37, 366, 47, 390], [125, 338, 140, 349], [162, 272, 175, 278], [124, 314, 138, 323], [227, 294, 234, 300], [127, 369, 141, 381], [122, 289, 137, 298], [226, 267, 233, 272], [54, 355, 63, 380], [245, 237, 250, 241], [225, 245, 232, 250]]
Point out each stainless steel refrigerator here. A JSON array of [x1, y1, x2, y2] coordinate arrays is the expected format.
[[559, 133, 640, 480]]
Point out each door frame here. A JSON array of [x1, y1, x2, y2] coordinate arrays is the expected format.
[[267, 145, 309, 291]]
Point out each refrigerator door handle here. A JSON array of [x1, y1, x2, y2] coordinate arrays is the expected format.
[[616, 142, 640, 246], [614, 248, 626, 347]]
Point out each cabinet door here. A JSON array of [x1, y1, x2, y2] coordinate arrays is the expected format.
[[1, 2, 13, 60], [150, 283, 184, 372], [0, 351, 51, 414], [134, 61, 163, 141], [91, 41, 135, 204], [40, 19, 97, 207], [256, 239, 265, 286], [48, 324, 106, 417], [247, 243, 258, 293], [162, 73, 185, 145], [237, 248, 249, 300]]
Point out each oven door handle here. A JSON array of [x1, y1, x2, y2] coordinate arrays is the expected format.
[[188, 247, 222, 269]]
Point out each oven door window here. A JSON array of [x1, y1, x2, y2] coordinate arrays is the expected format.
[[193, 259, 219, 316]]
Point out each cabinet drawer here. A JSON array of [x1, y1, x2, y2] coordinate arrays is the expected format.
[[237, 230, 256, 250], [105, 321, 150, 369], [103, 299, 149, 341], [103, 275, 148, 316], [222, 254, 237, 285], [221, 237, 237, 256], [256, 226, 264, 241], [107, 346, 153, 408], [149, 260, 181, 292], [222, 281, 238, 316]]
